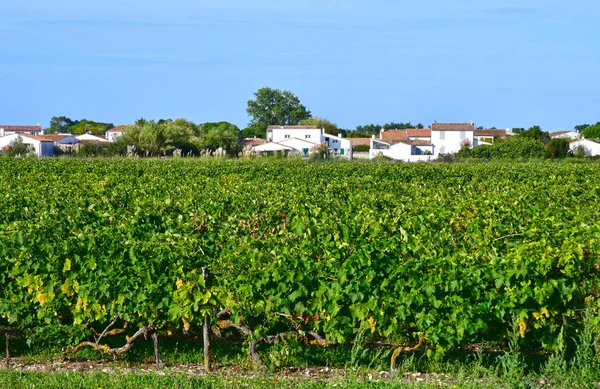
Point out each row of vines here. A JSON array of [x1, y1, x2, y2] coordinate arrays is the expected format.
[[0, 159, 599, 368]]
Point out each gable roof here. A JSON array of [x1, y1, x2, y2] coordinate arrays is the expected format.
[[349, 138, 371, 147], [474, 129, 507, 137], [19, 134, 55, 142], [0, 125, 43, 132], [431, 123, 475, 131], [375, 139, 432, 147], [381, 128, 431, 141], [106, 125, 128, 133], [239, 137, 266, 147]]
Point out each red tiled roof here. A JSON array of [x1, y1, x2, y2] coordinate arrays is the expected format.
[[474, 129, 507, 137], [381, 128, 431, 141], [349, 138, 371, 147], [0, 125, 43, 132], [431, 123, 475, 131], [106, 125, 129, 133]]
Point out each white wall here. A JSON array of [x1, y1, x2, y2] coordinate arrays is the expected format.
[[0, 134, 53, 157], [431, 131, 474, 156], [553, 132, 580, 140], [323, 134, 352, 158], [570, 139, 600, 156], [107, 131, 123, 142], [271, 128, 322, 143]]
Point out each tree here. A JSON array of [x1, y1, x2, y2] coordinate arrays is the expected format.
[[546, 138, 570, 159], [575, 124, 591, 133], [47, 116, 77, 134], [197, 122, 241, 155], [518, 125, 550, 144], [246, 88, 311, 135], [69, 120, 114, 135], [582, 123, 600, 140], [512, 128, 525, 134], [297, 116, 339, 134]]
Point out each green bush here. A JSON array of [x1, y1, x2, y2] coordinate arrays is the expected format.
[[352, 145, 370, 152], [546, 138, 570, 158], [463, 137, 546, 160]]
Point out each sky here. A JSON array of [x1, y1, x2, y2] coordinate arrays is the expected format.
[[1, 0, 599, 131]]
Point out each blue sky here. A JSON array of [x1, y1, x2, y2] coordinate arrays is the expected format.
[[1, 0, 599, 131]]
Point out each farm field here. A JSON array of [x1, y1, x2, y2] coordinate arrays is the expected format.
[[1, 158, 600, 388]]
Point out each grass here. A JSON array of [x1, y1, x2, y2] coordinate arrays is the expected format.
[[3, 311, 600, 388]]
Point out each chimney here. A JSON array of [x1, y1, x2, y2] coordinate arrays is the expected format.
[[371, 134, 375, 139], [338, 133, 342, 138]]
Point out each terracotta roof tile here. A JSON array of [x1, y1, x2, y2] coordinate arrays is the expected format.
[[474, 129, 507, 137], [431, 123, 475, 131], [106, 125, 129, 133], [0, 125, 43, 132], [348, 138, 371, 146], [381, 128, 431, 141]]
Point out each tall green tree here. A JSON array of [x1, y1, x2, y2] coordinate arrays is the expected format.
[[297, 116, 339, 134], [575, 124, 591, 132], [582, 123, 600, 140], [197, 122, 241, 155], [246, 87, 311, 136], [46, 116, 77, 134], [518, 125, 550, 144], [69, 120, 115, 135]]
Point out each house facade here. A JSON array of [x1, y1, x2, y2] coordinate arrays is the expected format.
[[106, 126, 127, 142], [254, 126, 353, 158], [550, 131, 581, 140], [76, 133, 109, 143], [0, 134, 55, 157], [0, 125, 44, 137], [370, 123, 508, 162]]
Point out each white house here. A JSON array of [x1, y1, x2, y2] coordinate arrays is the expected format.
[[75, 133, 109, 143], [0, 134, 55, 157], [430, 122, 475, 156], [255, 126, 353, 158], [106, 126, 127, 142], [570, 139, 600, 157], [369, 137, 434, 162], [550, 131, 580, 140], [0, 125, 44, 137], [369, 123, 508, 162]]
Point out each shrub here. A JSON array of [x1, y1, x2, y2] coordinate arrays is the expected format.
[[353, 145, 370, 152], [491, 136, 546, 159], [571, 144, 590, 158], [2, 136, 33, 157], [546, 138, 570, 159]]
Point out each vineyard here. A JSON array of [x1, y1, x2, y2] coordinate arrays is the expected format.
[[0, 159, 599, 371]]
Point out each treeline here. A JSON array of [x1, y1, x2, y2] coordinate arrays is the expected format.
[[80, 119, 242, 157]]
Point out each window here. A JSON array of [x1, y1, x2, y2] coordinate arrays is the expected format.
[[340, 148, 345, 155], [460, 131, 466, 140], [325, 137, 329, 142], [305, 135, 311, 139], [285, 134, 290, 139], [302, 148, 309, 155], [440, 131, 446, 140], [333, 140, 337, 143]]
